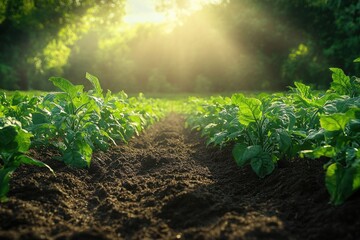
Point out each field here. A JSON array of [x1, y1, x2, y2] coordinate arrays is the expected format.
[[1, 1, 360, 239], [0, 113, 358, 240], [0, 68, 360, 239]]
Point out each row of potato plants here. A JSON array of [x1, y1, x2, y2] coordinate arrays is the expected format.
[[185, 65, 360, 205], [0, 73, 167, 202]]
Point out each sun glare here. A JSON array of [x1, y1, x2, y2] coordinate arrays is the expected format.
[[124, 0, 170, 24], [124, 0, 223, 24]]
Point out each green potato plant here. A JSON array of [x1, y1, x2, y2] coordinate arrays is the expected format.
[[0, 118, 54, 202]]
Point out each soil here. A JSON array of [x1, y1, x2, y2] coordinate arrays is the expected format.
[[1, 113, 360, 240]]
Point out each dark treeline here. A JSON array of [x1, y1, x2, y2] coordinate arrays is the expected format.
[[0, 0, 359, 93]]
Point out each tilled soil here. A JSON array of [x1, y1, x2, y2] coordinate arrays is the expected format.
[[0, 113, 360, 240]]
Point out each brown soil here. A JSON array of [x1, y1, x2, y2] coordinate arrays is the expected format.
[[0, 113, 360, 240]]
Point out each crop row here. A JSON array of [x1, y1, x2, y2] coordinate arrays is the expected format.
[[184, 66, 360, 205], [0, 73, 167, 202]]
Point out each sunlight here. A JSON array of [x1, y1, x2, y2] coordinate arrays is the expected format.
[[124, 0, 223, 24], [124, 0, 174, 24]]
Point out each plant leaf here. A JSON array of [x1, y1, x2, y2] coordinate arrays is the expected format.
[[32, 113, 48, 125], [63, 141, 92, 168], [0, 167, 16, 202], [294, 81, 311, 98], [276, 129, 291, 152], [325, 162, 360, 205], [232, 144, 262, 167], [14, 129, 32, 153], [243, 145, 262, 161], [234, 95, 262, 126], [49, 77, 83, 99], [0, 126, 18, 153], [300, 145, 336, 159], [15, 155, 54, 174], [329, 68, 351, 95], [86, 72, 103, 97], [232, 143, 248, 166], [320, 113, 352, 132], [250, 153, 275, 178]]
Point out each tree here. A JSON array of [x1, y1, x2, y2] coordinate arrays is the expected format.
[[0, 0, 125, 90]]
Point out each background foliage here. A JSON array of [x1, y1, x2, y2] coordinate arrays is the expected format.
[[0, 0, 359, 92]]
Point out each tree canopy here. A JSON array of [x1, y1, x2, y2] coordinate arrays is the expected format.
[[0, 0, 359, 92]]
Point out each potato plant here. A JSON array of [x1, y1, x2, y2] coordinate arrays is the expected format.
[[185, 64, 360, 205], [0, 73, 167, 201]]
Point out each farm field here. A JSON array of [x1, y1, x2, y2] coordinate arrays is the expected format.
[[1, 1, 360, 239], [0, 67, 360, 239], [0, 113, 359, 240]]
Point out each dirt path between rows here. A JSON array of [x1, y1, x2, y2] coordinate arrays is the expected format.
[[1, 113, 360, 240]]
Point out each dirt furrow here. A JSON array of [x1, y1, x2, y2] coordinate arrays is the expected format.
[[0, 113, 360, 240]]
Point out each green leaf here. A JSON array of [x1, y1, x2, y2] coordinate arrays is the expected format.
[[320, 111, 354, 132], [300, 145, 336, 159], [353, 161, 360, 190], [11, 91, 26, 105], [49, 77, 83, 99], [349, 119, 360, 132], [346, 148, 359, 165], [93, 138, 109, 151], [232, 144, 262, 167], [276, 129, 291, 152], [0, 126, 18, 152], [325, 162, 360, 205], [63, 141, 92, 168], [243, 145, 262, 161], [354, 57, 360, 63], [63, 149, 88, 168], [209, 131, 228, 146], [250, 153, 275, 178], [231, 93, 243, 105], [86, 72, 103, 97], [32, 113, 48, 125], [233, 95, 262, 126], [294, 81, 311, 98], [329, 68, 351, 95], [306, 129, 325, 141], [232, 143, 248, 166], [0, 167, 16, 202], [15, 155, 54, 174], [14, 129, 32, 153]]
